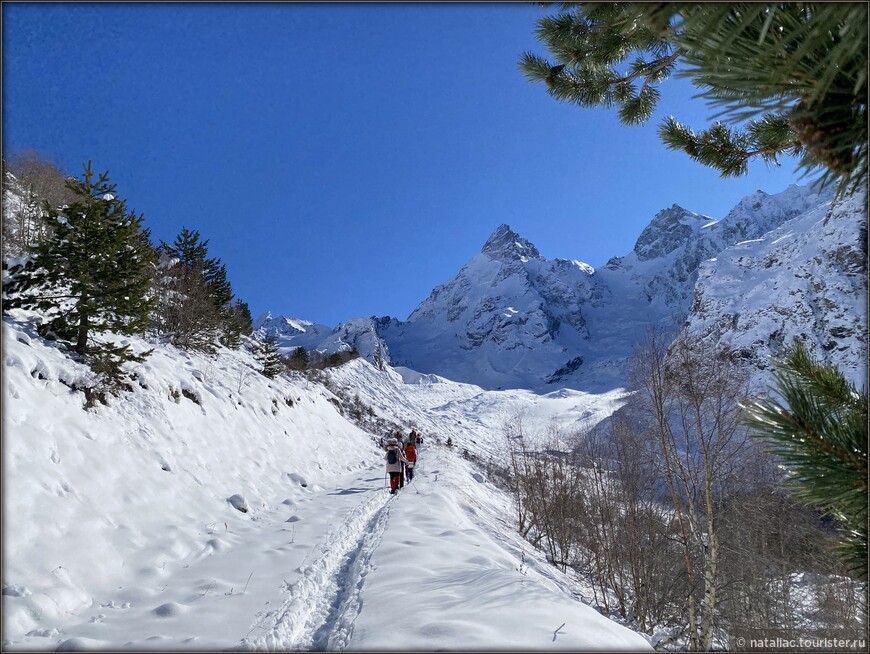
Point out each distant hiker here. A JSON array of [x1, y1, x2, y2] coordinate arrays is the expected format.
[[385, 438, 408, 494], [417, 434, 424, 447], [408, 429, 419, 448], [395, 431, 407, 486], [404, 440, 418, 483]]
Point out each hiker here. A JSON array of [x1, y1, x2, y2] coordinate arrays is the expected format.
[[404, 439, 418, 483], [394, 431, 407, 487], [408, 429, 418, 448], [384, 437, 408, 494]]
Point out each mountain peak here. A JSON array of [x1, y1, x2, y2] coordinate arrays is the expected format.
[[633, 205, 708, 261], [481, 224, 541, 262]]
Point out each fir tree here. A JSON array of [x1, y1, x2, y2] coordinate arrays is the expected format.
[[286, 345, 310, 371], [3, 162, 156, 378], [224, 299, 253, 347], [256, 335, 285, 379], [741, 341, 867, 581], [520, 3, 867, 197], [152, 227, 244, 352], [161, 227, 233, 309]]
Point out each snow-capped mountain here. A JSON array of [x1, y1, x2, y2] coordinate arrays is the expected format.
[[261, 183, 864, 392], [380, 184, 859, 389], [253, 312, 391, 364], [378, 224, 597, 389], [686, 189, 867, 390]]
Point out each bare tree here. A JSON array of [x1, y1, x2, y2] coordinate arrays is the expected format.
[[577, 413, 685, 634], [629, 326, 752, 650], [503, 412, 542, 546], [501, 325, 864, 647], [2, 150, 76, 258]]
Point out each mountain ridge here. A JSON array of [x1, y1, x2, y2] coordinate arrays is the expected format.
[[257, 183, 865, 391]]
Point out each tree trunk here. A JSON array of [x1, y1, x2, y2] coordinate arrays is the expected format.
[[76, 292, 89, 354], [700, 529, 718, 650]]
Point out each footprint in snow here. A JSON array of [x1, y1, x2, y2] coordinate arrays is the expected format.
[[285, 472, 308, 487], [152, 602, 188, 618], [56, 637, 112, 651]]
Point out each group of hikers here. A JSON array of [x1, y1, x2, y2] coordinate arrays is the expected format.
[[383, 429, 423, 494]]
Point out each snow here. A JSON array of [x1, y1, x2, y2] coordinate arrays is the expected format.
[[687, 190, 867, 390], [1, 313, 650, 651], [5, 175, 863, 650]]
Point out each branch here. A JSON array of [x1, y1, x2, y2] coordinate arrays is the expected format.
[[614, 50, 682, 87]]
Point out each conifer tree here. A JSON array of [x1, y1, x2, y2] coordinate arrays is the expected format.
[[152, 227, 246, 352], [161, 227, 233, 310], [741, 341, 867, 581], [520, 2, 867, 197], [3, 162, 156, 377], [286, 345, 310, 371], [256, 335, 285, 379], [224, 299, 253, 347]]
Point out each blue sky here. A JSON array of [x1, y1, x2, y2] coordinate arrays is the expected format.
[[3, 2, 807, 326]]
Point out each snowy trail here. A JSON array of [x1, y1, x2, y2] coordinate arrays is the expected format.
[[9, 437, 651, 652], [240, 483, 392, 651], [45, 463, 394, 651]]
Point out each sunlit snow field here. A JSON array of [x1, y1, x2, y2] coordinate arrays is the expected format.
[[2, 314, 648, 651]]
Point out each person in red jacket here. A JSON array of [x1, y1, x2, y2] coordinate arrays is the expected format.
[[404, 441, 418, 483]]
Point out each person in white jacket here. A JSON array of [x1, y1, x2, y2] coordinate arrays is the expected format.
[[384, 437, 408, 494]]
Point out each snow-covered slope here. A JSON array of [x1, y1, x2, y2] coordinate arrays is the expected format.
[[325, 358, 630, 465], [685, 190, 867, 390], [1, 314, 648, 650], [2, 314, 377, 643]]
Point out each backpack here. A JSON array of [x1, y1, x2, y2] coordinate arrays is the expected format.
[[387, 448, 398, 465]]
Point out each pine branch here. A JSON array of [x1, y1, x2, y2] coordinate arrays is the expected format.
[[740, 341, 867, 580], [659, 115, 804, 177], [521, 2, 867, 197]]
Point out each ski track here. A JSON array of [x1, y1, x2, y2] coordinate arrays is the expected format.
[[240, 487, 392, 651]]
